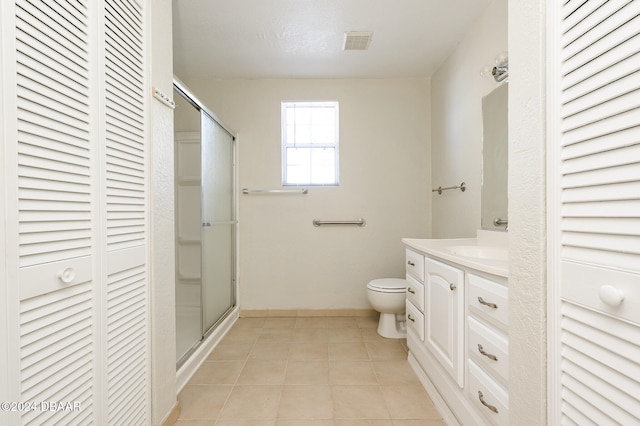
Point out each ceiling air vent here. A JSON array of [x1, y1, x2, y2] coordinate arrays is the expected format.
[[343, 31, 373, 51]]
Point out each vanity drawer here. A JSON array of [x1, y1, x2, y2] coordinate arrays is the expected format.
[[406, 274, 424, 311], [468, 273, 508, 327], [468, 316, 508, 383], [468, 360, 509, 426], [406, 300, 424, 341], [405, 249, 424, 282]]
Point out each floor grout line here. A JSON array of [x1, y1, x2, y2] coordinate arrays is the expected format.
[[176, 316, 444, 425]]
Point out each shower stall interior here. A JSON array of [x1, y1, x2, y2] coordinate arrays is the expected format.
[[173, 79, 237, 366]]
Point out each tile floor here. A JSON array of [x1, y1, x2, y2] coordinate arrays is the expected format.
[[174, 316, 445, 426]]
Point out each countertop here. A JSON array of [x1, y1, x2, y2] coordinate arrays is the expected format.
[[402, 236, 509, 278]]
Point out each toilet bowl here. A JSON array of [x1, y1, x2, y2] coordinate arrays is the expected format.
[[366, 278, 407, 339]]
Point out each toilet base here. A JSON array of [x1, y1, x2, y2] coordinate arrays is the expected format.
[[377, 312, 407, 339]]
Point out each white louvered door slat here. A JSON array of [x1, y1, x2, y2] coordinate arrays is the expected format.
[[19, 283, 94, 426], [103, 0, 148, 423], [559, 0, 640, 271], [104, 0, 145, 253], [561, 0, 606, 28], [549, 0, 640, 423], [561, 31, 640, 92], [562, 0, 640, 62]]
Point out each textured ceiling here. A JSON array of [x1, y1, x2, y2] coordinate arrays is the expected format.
[[172, 0, 492, 79]]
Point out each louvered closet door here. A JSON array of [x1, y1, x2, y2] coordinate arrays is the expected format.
[[7, 0, 148, 424], [14, 1, 96, 424], [103, 1, 148, 424], [549, 0, 640, 424]]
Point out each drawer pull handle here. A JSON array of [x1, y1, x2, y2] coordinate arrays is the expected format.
[[478, 344, 498, 361], [449, 283, 456, 291], [477, 297, 498, 309], [407, 287, 416, 294], [57, 267, 76, 284], [407, 260, 415, 266], [598, 285, 624, 307], [478, 391, 499, 413], [407, 314, 416, 322]]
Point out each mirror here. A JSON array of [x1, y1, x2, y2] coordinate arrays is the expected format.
[[481, 83, 508, 231]]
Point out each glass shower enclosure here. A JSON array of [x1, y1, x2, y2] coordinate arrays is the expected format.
[[173, 79, 236, 365]]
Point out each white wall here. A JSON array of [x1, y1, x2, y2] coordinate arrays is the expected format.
[[430, 0, 508, 238], [508, 0, 547, 422], [184, 78, 431, 310], [149, 0, 177, 424]]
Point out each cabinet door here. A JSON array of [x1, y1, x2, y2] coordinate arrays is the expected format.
[[425, 257, 465, 387]]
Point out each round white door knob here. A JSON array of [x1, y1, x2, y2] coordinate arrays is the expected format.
[[598, 285, 624, 307], [57, 267, 76, 284]]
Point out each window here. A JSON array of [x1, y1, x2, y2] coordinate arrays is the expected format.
[[282, 101, 339, 185]]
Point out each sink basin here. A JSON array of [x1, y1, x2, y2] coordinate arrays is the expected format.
[[448, 245, 508, 262]]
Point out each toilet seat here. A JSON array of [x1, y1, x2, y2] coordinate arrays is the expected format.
[[367, 278, 406, 293]]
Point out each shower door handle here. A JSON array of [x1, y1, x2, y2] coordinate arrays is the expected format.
[[202, 221, 237, 227]]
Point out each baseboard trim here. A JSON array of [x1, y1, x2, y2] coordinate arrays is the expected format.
[[240, 308, 378, 318], [160, 401, 180, 426]]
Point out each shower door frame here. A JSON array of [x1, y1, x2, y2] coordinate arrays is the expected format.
[[173, 77, 238, 368]]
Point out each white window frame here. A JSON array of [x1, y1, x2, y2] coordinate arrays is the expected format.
[[281, 101, 339, 186]]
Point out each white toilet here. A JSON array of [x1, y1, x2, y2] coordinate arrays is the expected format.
[[366, 278, 407, 339]]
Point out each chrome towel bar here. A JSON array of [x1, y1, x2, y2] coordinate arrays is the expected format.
[[313, 218, 366, 227], [432, 182, 466, 195], [242, 188, 308, 194]]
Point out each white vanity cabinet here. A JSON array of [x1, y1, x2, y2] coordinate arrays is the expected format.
[[403, 237, 509, 426]]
